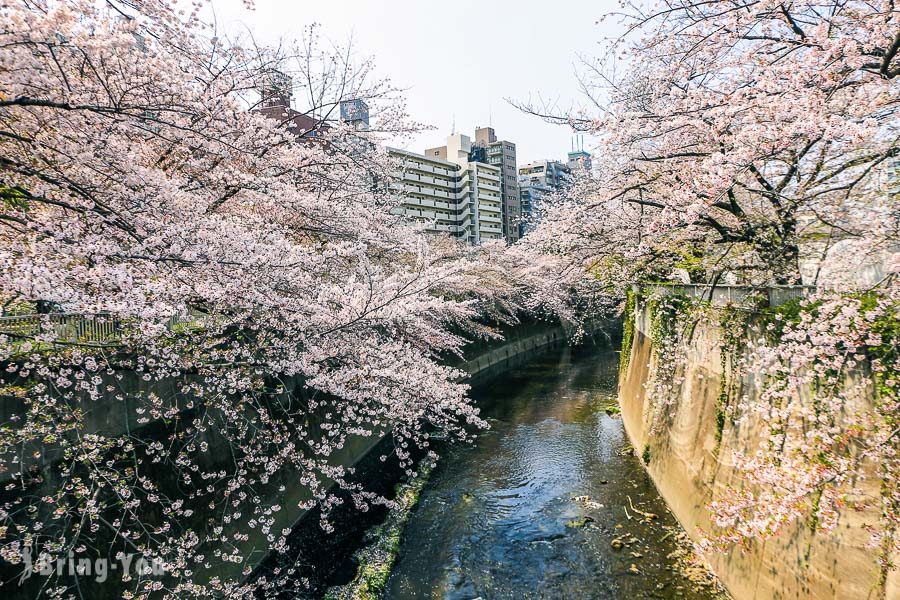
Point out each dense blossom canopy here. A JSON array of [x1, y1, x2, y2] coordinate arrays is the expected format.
[[0, 1, 605, 597], [527, 0, 899, 286]]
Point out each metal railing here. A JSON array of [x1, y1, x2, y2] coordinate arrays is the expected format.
[[645, 283, 816, 308], [0, 313, 197, 347], [0, 313, 122, 346]]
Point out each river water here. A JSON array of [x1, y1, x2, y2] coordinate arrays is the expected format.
[[385, 344, 723, 600]]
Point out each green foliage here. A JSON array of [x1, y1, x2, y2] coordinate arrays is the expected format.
[[855, 291, 900, 440], [641, 291, 700, 432], [759, 296, 820, 342], [0, 185, 29, 210], [714, 404, 726, 445], [672, 246, 708, 283], [857, 292, 899, 373], [619, 288, 636, 378], [2, 299, 37, 316], [761, 291, 897, 398], [642, 445, 651, 465], [646, 292, 692, 347], [0, 383, 31, 398], [715, 307, 752, 448]]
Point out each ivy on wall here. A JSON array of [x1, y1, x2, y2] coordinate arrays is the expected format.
[[624, 286, 899, 585]]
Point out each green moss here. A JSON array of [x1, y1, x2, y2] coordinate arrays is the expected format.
[[641, 445, 651, 465], [325, 463, 433, 600], [357, 560, 391, 599]]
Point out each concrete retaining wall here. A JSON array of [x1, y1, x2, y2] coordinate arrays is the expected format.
[[618, 300, 898, 600]]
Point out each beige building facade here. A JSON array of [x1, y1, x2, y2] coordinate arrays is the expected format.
[[389, 133, 503, 245]]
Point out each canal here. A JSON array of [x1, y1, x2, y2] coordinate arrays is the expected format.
[[384, 343, 724, 599]]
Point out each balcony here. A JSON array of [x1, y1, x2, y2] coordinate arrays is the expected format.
[[405, 198, 454, 211], [395, 183, 467, 202], [478, 202, 502, 213], [431, 223, 465, 233], [404, 207, 458, 223], [398, 161, 458, 178]]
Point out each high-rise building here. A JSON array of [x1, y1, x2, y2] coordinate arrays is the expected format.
[[473, 127, 520, 244], [340, 99, 370, 131], [520, 159, 571, 189], [420, 127, 519, 244], [388, 133, 504, 245], [518, 160, 571, 234]]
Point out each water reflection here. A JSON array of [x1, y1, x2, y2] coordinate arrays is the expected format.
[[386, 345, 720, 600]]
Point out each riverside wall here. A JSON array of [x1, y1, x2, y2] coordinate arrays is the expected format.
[[618, 298, 898, 600]]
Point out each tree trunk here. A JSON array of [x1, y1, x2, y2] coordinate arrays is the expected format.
[[758, 237, 802, 285]]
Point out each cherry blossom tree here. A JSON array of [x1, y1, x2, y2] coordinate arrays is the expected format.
[[0, 2, 602, 597], [520, 0, 899, 285]]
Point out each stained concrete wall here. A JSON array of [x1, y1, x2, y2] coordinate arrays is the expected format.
[[618, 300, 898, 600]]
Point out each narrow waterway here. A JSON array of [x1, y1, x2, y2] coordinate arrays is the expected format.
[[386, 344, 722, 600]]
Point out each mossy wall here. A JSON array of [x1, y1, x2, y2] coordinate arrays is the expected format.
[[618, 298, 899, 600]]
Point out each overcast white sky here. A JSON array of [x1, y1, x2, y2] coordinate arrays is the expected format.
[[214, 0, 622, 164]]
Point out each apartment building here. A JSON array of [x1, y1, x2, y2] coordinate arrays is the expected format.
[[389, 133, 504, 245], [254, 71, 326, 140], [518, 159, 571, 234], [474, 127, 521, 244], [567, 136, 593, 172], [520, 159, 571, 190], [253, 83, 507, 245]]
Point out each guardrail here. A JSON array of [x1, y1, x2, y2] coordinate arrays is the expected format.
[[0, 313, 195, 347], [645, 283, 816, 308]]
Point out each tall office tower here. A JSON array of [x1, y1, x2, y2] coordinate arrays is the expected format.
[[517, 159, 571, 234], [388, 133, 504, 245], [473, 127, 521, 244]]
